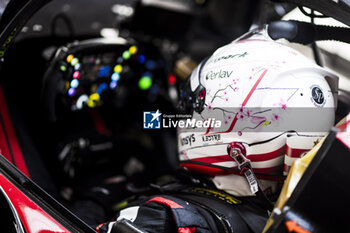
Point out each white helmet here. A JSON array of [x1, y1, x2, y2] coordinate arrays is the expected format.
[[178, 28, 338, 196]]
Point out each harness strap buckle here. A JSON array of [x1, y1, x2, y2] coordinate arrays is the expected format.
[[227, 142, 259, 194]]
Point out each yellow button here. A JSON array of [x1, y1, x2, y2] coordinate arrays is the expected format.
[[66, 54, 74, 63], [65, 81, 70, 91], [129, 45, 138, 55], [87, 93, 100, 108], [114, 64, 123, 73]]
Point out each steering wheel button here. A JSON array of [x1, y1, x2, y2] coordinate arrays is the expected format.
[[146, 60, 156, 70], [71, 79, 79, 88], [116, 57, 123, 63], [76, 94, 89, 109], [129, 45, 138, 55], [73, 71, 80, 79], [68, 88, 76, 97], [110, 81, 118, 89], [71, 58, 79, 66], [122, 50, 131, 60], [88, 93, 100, 108], [99, 66, 111, 77], [66, 54, 74, 63], [111, 73, 120, 81], [138, 54, 145, 64], [97, 83, 108, 94], [74, 63, 81, 70], [114, 64, 123, 73], [91, 84, 98, 93], [60, 65, 67, 72], [139, 76, 152, 90]]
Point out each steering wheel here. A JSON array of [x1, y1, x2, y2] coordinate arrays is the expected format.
[[42, 37, 170, 123]]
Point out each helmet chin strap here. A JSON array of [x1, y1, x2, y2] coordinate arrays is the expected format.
[[227, 142, 274, 211]]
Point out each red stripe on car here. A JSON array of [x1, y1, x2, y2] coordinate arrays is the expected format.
[[0, 86, 29, 177], [147, 196, 184, 209]]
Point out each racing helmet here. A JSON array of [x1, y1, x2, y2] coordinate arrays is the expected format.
[[178, 28, 338, 196]]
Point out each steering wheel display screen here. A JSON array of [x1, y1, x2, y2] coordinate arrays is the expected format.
[[78, 52, 117, 82]]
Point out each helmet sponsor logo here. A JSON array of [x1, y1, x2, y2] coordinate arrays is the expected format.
[[181, 134, 195, 146], [310, 85, 325, 107], [206, 70, 233, 80], [209, 52, 248, 64], [202, 134, 221, 142]]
